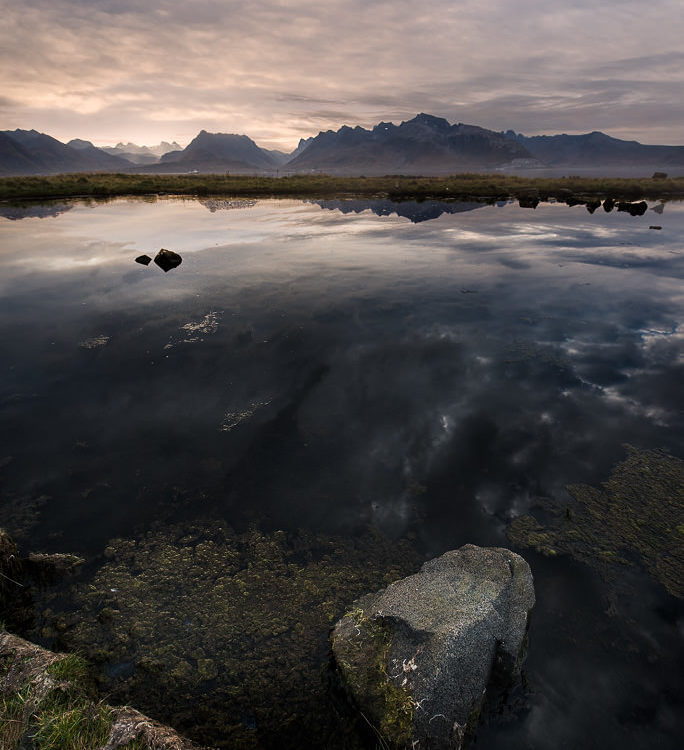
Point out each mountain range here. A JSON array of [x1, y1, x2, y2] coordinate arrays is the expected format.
[[2, 115, 684, 177]]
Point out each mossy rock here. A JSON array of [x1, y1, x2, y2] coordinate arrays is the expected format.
[[331, 545, 535, 749]]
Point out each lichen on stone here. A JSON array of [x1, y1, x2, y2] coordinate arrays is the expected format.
[[508, 446, 684, 598]]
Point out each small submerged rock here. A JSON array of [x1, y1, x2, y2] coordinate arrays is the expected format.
[[154, 248, 183, 272], [331, 544, 535, 750]]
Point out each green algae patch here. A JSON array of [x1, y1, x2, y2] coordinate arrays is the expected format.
[[55, 522, 422, 748], [508, 447, 684, 598], [332, 609, 414, 749]]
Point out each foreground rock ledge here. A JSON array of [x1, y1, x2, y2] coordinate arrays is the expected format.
[[0, 630, 208, 750], [330, 544, 535, 749]]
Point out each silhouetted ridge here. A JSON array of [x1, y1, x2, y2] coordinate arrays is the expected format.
[[286, 114, 535, 175]]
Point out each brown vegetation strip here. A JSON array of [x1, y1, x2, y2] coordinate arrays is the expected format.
[[1, 172, 683, 202]]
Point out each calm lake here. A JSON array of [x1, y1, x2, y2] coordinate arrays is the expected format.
[[1, 196, 682, 749]]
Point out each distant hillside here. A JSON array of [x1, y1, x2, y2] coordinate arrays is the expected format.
[[263, 148, 291, 167], [148, 130, 283, 173], [66, 138, 134, 169], [0, 130, 131, 175], [286, 114, 537, 175], [0, 132, 37, 175], [504, 130, 684, 169], [101, 141, 182, 165]]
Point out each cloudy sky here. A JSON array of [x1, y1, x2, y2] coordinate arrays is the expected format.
[[1, 0, 683, 150]]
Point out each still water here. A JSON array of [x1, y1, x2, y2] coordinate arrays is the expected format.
[[1, 197, 682, 748]]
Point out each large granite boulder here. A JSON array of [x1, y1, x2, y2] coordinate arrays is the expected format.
[[331, 544, 535, 749]]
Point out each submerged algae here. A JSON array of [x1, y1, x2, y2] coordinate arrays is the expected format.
[[508, 447, 684, 598], [54, 522, 422, 748]]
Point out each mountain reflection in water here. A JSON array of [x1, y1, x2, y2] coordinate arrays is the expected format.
[[0, 197, 682, 750], [310, 198, 490, 222]]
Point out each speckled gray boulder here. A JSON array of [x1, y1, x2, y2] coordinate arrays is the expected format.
[[331, 544, 535, 749]]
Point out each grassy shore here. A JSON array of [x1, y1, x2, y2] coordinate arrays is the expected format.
[[1, 172, 684, 202]]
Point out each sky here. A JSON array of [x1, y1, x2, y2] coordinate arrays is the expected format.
[[1, 0, 683, 151]]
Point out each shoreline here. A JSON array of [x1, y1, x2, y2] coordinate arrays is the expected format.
[[1, 172, 684, 203]]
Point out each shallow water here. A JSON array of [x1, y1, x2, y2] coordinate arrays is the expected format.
[[1, 196, 682, 748]]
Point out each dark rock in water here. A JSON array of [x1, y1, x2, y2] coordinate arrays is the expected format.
[[617, 200, 648, 216], [25, 552, 84, 584], [585, 199, 602, 214], [135, 254, 152, 265], [603, 197, 615, 212], [154, 248, 183, 272], [565, 195, 585, 207], [517, 190, 539, 209], [651, 202, 665, 214], [331, 544, 535, 750], [652, 171, 667, 179], [649, 225, 662, 230], [1, 529, 85, 637]]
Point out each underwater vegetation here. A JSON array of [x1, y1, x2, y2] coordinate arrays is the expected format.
[[508, 446, 684, 598], [48, 522, 423, 748]]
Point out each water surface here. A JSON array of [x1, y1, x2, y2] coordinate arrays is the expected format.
[[1, 197, 682, 748]]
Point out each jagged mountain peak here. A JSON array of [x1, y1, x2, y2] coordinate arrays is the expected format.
[[403, 113, 451, 130], [285, 114, 535, 175]]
